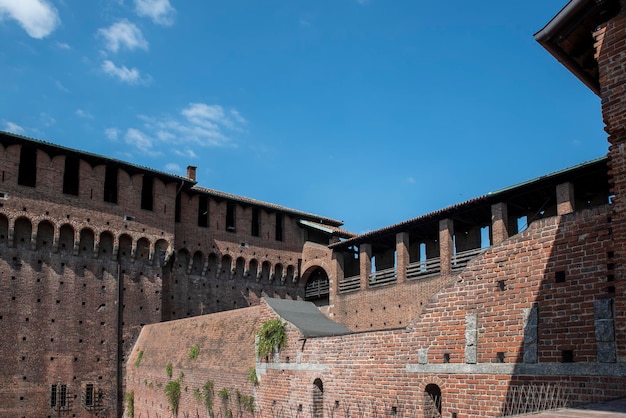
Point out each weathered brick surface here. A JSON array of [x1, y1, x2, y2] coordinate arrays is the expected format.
[[125, 307, 262, 418], [255, 207, 626, 417]]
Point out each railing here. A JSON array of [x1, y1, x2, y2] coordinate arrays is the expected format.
[[305, 278, 329, 299], [407, 257, 441, 280], [452, 247, 485, 271], [338, 275, 360, 293], [368, 267, 396, 287]]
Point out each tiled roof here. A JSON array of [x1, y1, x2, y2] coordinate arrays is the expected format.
[[192, 185, 344, 226]]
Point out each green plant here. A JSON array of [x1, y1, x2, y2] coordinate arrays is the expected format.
[[218, 387, 231, 401], [166, 362, 173, 378], [165, 380, 181, 415], [246, 367, 259, 386], [256, 319, 287, 358], [179, 371, 185, 381], [192, 388, 202, 403], [125, 391, 134, 418], [202, 379, 215, 417], [134, 350, 144, 367], [188, 344, 200, 360], [240, 395, 255, 412]]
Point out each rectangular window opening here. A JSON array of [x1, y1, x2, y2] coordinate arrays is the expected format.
[[275, 213, 284, 241], [63, 156, 80, 195], [226, 201, 236, 232], [140, 175, 154, 211], [59, 384, 67, 407], [85, 383, 94, 407], [562, 350, 574, 363], [251, 207, 260, 237], [50, 384, 57, 408], [198, 196, 208, 227], [103, 166, 118, 204], [18, 145, 37, 187]]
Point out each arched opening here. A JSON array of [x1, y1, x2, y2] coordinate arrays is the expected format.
[[207, 253, 218, 279], [176, 249, 190, 272], [235, 257, 245, 279], [191, 251, 204, 276], [274, 263, 283, 282], [424, 384, 442, 418], [312, 378, 324, 418], [261, 261, 271, 282], [304, 267, 330, 306], [36, 220, 54, 250], [118, 234, 133, 261], [14, 217, 32, 248], [248, 259, 259, 280], [99, 231, 114, 260], [221, 255, 232, 279], [58, 224, 74, 254], [79, 228, 95, 257], [0, 214, 8, 245], [136, 237, 150, 261], [154, 239, 169, 267]]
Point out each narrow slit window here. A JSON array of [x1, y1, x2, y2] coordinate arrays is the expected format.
[[251, 207, 260, 237], [140, 175, 154, 211], [59, 384, 67, 407], [63, 156, 79, 195], [18, 145, 37, 187], [103, 166, 118, 204], [198, 196, 208, 227], [85, 383, 94, 407], [226, 201, 236, 232], [275, 213, 284, 241], [50, 384, 57, 408]]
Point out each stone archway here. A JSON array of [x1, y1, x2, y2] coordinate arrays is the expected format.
[[303, 267, 330, 306], [424, 383, 442, 418]]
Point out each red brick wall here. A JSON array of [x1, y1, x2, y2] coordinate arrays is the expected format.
[[256, 206, 626, 417], [125, 307, 261, 418], [597, 10, 626, 364]]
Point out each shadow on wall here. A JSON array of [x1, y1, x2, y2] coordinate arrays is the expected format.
[[499, 207, 623, 416]]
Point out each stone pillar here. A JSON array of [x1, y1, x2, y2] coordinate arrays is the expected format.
[[439, 219, 454, 275], [556, 182, 575, 215], [359, 243, 371, 290], [330, 251, 343, 303], [491, 202, 509, 245], [396, 232, 409, 284]]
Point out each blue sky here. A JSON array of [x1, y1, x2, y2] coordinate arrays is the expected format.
[[0, 0, 607, 234]]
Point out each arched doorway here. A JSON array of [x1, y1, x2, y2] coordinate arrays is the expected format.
[[304, 267, 329, 306], [424, 384, 442, 418], [312, 378, 324, 418]]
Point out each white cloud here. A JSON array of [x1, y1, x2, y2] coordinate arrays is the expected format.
[[125, 128, 155, 154], [134, 0, 175, 26], [3, 121, 25, 134], [125, 102, 247, 153], [75, 109, 93, 119], [165, 162, 182, 172], [105, 127, 119, 141], [98, 19, 148, 53], [174, 148, 197, 158], [102, 60, 149, 85], [0, 0, 60, 39], [56, 41, 70, 50]]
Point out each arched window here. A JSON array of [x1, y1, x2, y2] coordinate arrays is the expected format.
[[312, 379, 324, 418], [424, 384, 442, 418], [304, 267, 330, 306]]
